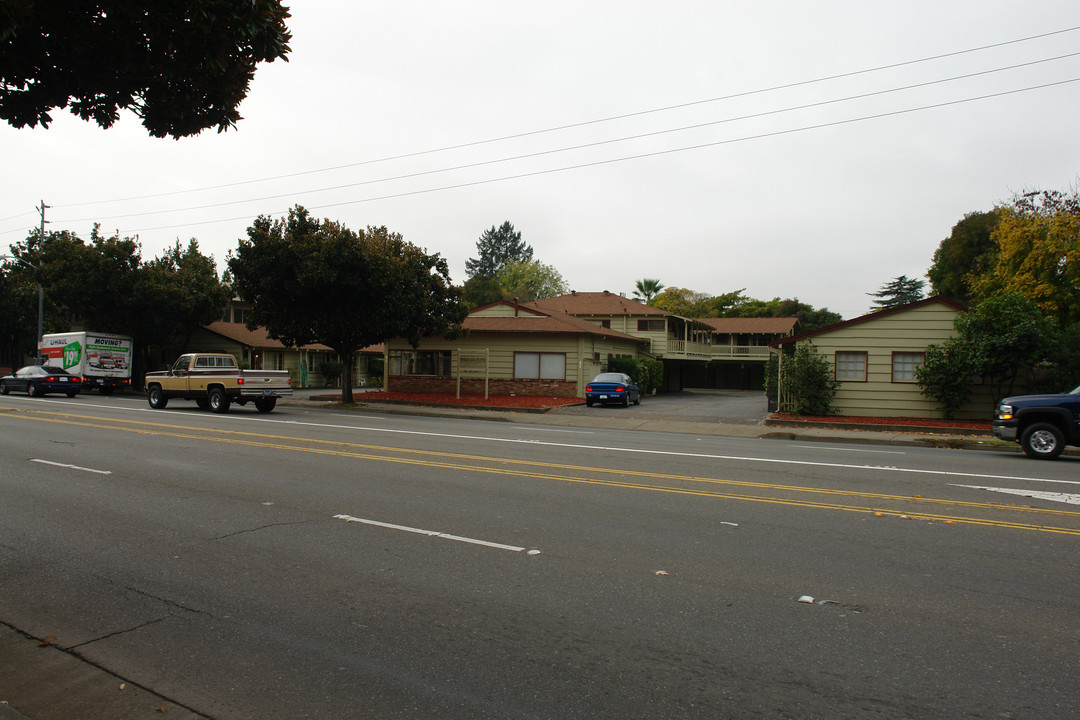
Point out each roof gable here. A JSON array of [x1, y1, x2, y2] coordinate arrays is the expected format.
[[770, 296, 965, 347]]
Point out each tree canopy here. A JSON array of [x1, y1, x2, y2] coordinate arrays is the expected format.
[[464, 221, 532, 279], [496, 260, 568, 303], [0, 1, 292, 138], [927, 211, 1000, 305], [2, 226, 228, 368], [228, 206, 468, 404], [868, 275, 926, 310]]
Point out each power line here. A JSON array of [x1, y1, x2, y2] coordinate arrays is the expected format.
[[114, 77, 1080, 235], [57, 24, 1080, 209], [58, 51, 1080, 224]]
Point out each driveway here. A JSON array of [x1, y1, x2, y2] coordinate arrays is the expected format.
[[551, 388, 768, 425]]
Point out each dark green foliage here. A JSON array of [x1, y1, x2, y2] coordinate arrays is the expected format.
[[0, 1, 291, 138], [228, 206, 468, 404], [321, 360, 342, 388], [927, 211, 1000, 305], [780, 343, 840, 416], [915, 338, 975, 419], [868, 275, 926, 310], [4, 228, 229, 374], [465, 221, 532, 279]]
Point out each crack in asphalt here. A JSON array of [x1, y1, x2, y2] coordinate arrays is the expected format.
[[212, 519, 313, 541]]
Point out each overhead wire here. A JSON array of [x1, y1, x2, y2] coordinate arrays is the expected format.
[[112, 77, 1080, 234], [56, 24, 1080, 208]]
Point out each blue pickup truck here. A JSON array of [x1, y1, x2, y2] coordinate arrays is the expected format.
[[992, 386, 1080, 459]]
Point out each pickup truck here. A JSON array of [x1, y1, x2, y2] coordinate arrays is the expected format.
[[992, 386, 1080, 459], [145, 353, 293, 414]]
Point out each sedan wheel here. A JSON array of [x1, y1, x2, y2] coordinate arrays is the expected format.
[[0, 381, 8, 395], [29, 382, 44, 397]]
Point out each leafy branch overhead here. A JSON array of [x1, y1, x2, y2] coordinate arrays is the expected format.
[[0, 1, 292, 138]]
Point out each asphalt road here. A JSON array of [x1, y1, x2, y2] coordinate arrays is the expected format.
[[2, 392, 1079, 719]]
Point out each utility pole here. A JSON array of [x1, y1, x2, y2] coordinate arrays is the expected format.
[[35, 200, 48, 353]]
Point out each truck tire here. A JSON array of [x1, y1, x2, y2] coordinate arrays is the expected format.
[[147, 385, 168, 409], [1020, 422, 1065, 460], [254, 397, 277, 413], [195, 398, 209, 410], [208, 387, 231, 414]]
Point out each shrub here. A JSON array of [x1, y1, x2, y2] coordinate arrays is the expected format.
[[779, 342, 839, 415]]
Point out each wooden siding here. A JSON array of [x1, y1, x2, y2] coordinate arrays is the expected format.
[[386, 331, 643, 396], [791, 302, 992, 419]]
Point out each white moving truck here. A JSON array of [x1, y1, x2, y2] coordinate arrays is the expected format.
[[39, 331, 134, 394]]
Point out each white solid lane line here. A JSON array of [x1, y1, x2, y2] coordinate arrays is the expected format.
[[30, 459, 112, 475], [333, 514, 532, 553], [952, 484, 1080, 505]]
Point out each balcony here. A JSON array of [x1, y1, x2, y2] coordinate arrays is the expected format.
[[658, 339, 771, 361]]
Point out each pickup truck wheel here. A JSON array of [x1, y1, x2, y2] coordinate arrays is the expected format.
[[208, 387, 231, 414], [195, 398, 209, 410], [1020, 422, 1065, 460], [254, 397, 277, 413], [147, 385, 168, 409]]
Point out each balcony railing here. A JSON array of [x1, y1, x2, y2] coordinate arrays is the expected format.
[[660, 339, 771, 361]]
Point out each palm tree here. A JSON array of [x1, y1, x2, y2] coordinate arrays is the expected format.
[[632, 278, 665, 304]]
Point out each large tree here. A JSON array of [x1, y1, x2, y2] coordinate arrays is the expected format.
[[464, 221, 532, 279], [0, 1, 291, 138], [927, 210, 1000, 305], [868, 275, 926, 310], [228, 206, 468, 404], [496, 259, 567, 303]]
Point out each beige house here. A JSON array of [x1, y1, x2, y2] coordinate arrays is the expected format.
[[187, 300, 382, 388], [385, 300, 648, 397], [769, 296, 988, 419]]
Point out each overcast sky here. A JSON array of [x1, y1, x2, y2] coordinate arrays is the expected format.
[[2, 1, 1078, 320]]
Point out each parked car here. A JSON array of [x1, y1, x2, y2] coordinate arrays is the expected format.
[[0, 365, 82, 397], [585, 372, 640, 407], [992, 385, 1080, 459]]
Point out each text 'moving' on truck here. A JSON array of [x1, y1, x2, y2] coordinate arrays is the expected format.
[[144, 353, 292, 414], [992, 386, 1080, 460], [39, 331, 133, 394]]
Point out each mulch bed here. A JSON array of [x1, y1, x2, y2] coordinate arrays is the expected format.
[[314, 391, 583, 410]]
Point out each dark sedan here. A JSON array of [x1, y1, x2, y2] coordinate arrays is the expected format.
[[585, 372, 640, 407], [0, 365, 82, 397]]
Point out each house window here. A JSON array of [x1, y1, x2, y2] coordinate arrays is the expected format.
[[232, 307, 246, 324], [637, 319, 665, 332], [514, 352, 566, 380], [221, 306, 231, 322], [597, 319, 611, 329], [835, 351, 867, 382], [892, 352, 924, 383], [388, 350, 451, 376]]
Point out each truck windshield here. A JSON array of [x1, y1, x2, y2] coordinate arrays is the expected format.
[[171, 357, 191, 372]]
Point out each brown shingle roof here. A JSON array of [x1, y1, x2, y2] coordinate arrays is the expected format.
[[204, 322, 383, 354], [463, 305, 644, 343], [696, 317, 798, 334], [527, 291, 668, 316]]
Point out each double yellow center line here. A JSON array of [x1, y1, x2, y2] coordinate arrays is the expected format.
[[10, 408, 1080, 536]]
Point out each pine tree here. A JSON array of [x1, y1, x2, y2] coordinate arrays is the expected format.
[[869, 275, 926, 310], [465, 221, 532, 279]]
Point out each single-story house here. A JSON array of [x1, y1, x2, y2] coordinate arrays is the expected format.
[[384, 300, 648, 397], [187, 300, 382, 388], [769, 296, 990, 419]]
